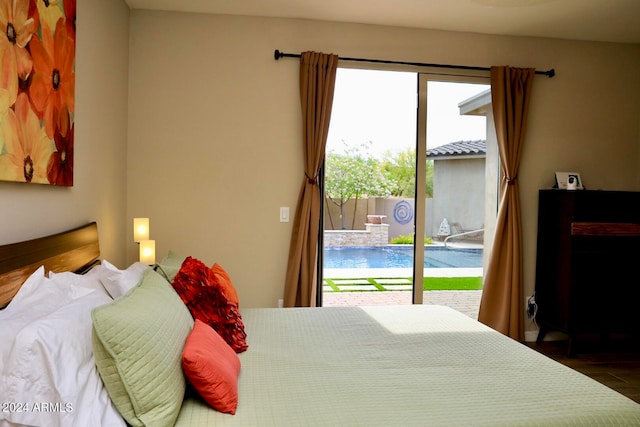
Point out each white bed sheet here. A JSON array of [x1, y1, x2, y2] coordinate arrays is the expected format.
[[0, 267, 75, 373], [0, 267, 126, 427], [175, 305, 640, 427]]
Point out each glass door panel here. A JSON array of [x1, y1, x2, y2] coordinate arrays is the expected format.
[[322, 68, 417, 307], [419, 74, 490, 318]]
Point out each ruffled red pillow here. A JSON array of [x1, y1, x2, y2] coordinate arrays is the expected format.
[[171, 257, 248, 353]]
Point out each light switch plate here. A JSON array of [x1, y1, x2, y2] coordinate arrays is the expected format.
[[280, 207, 289, 222]]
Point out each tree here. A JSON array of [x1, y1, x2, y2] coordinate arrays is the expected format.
[[325, 141, 393, 229], [381, 147, 433, 198]]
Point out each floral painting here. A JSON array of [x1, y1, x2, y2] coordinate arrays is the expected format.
[[0, 0, 75, 186]]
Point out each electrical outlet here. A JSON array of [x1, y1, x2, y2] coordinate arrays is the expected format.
[[526, 294, 537, 318]]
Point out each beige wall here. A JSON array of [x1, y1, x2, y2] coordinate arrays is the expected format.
[[127, 12, 303, 309], [127, 11, 640, 317], [0, 0, 130, 266]]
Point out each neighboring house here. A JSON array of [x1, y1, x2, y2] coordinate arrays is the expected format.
[[427, 140, 486, 240]]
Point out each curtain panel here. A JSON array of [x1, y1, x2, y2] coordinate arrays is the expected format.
[[283, 51, 338, 307], [478, 66, 535, 340]]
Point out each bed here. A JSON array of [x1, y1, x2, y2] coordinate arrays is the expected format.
[[2, 223, 640, 427]]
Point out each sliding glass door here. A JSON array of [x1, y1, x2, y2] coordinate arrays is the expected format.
[[321, 68, 491, 314]]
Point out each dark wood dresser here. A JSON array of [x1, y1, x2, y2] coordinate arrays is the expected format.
[[534, 189, 640, 354]]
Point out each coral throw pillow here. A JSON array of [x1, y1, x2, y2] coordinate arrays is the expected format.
[[171, 257, 248, 353], [211, 263, 239, 305], [182, 320, 241, 414]]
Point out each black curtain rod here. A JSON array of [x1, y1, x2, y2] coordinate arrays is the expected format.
[[274, 49, 555, 78]]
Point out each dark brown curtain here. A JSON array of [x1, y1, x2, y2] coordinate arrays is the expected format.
[[283, 51, 338, 307], [478, 66, 535, 340]]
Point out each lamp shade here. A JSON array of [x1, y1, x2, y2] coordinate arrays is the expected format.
[[139, 240, 156, 265], [133, 218, 150, 242]]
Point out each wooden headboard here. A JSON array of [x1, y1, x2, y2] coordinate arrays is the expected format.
[[0, 222, 100, 308]]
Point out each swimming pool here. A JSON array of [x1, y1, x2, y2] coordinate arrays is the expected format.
[[323, 246, 483, 269]]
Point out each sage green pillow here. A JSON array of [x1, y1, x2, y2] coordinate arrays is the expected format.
[[156, 250, 186, 283], [91, 268, 193, 427]]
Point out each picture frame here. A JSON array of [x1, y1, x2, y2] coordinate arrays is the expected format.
[[555, 172, 584, 190], [0, 1, 76, 186]]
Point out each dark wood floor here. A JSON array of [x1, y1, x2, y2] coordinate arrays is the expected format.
[[527, 339, 640, 404]]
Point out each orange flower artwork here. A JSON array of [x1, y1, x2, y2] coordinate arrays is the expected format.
[[0, 0, 75, 186]]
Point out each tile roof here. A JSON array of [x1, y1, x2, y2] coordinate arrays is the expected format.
[[426, 140, 486, 158]]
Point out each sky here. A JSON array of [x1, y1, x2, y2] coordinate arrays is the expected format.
[[326, 68, 490, 158]]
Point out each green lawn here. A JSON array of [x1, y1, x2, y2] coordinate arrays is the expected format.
[[323, 276, 482, 292], [422, 276, 482, 291]]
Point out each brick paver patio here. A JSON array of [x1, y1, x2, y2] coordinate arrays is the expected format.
[[322, 290, 482, 320]]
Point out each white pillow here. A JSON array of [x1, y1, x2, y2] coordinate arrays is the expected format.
[[100, 260, 150, 299], [0, 289, 126, 427], [49, 268, 109, 299]]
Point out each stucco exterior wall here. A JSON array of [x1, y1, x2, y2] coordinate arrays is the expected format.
[[431, 157, 486, 237]]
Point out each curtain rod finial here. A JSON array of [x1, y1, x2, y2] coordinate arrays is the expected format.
[[547, 69, 555, 78], [274, 49, 282, 60]]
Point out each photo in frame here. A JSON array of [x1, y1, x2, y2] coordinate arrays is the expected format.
[[555, 172, 584, 190], [0, 0, 76, 186]]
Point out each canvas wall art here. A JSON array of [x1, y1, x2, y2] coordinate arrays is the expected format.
[[0, 0, 75, 186]]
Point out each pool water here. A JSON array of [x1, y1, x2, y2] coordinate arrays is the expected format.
[[323, 246, 483, 269]]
